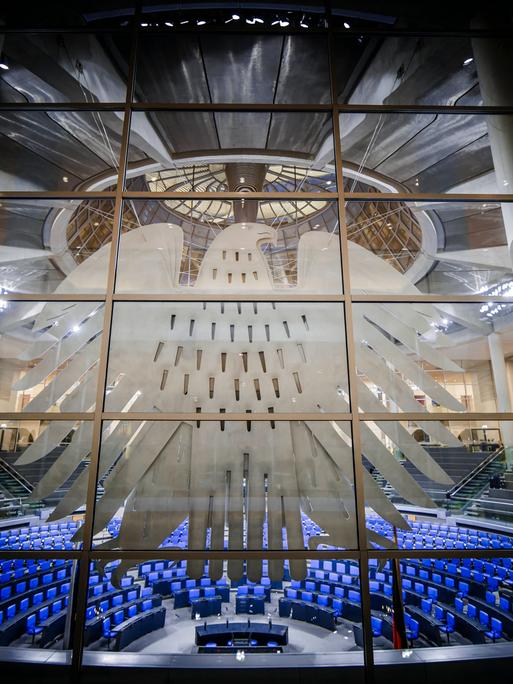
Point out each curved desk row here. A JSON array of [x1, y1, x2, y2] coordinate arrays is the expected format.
[[111, 606, 166, 651], [195, 621, 288, 647], [278, 598, 338, 631]]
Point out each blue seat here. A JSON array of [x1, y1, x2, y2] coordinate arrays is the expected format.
[[371, 616, 382, 637], [102, 617, 117, 649], [112, 594, 123, 607], [189, 588, 201, 600], [434, 605, 444, 621], [332, 598, 343, 616], [486, 591, 496, 606], [406, 617, 419, 646], [205, 642, 217, 648], [127, 604, 137, 618], [427, 587, 438, 601], [204, 587, 215, 598], [301, 591, 313, 603], [86, 606, 96, 620], [467, 603, 477, 620], [440, 612, 455, 643], [454, 598, 464, 613], [26, 613, 43, 644], [267, 641, 279, 648], [421, 598, 432, 614], [6, 604, 16, 620], [317, 594, 328, 607], [479, 610, 489, 628], [485, 617, 502, 642]]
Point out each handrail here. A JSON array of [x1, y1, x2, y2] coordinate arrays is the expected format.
[[446, 446, 504, 500], [0, 456, 33, 494]]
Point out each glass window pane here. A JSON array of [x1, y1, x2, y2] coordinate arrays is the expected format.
[[82, 556, 363, 662], [0, 4, 135, 28], [0, 200, 117, 294], [114, 199, 342, 294], [352, 302, 513, 414], [361, 419, 513, 546], [0, 110, 129, 191], [0, 555, 78, 655], [127, 110, 335, 192], [106, 303, 348, 412], [0, 419, 90, 537], [340, 112, 513, 194], [336, 36, 513, 106], [135, 33, 330, 103], [369, 554, 513, 657], [0, 34, 129, 102], [345, 200, 513, 296], [0, 301, 104, 411], [92, 420, 356, 552]]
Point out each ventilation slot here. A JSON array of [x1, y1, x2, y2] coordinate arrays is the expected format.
[[220, 407, 226, 431], [174, 346, 183, 366], [248, 252, 252, 262], [183, 374, 189, 395], [269, 407, 275, 429], [230, 324, 235, 342], [170, 314, 176, 330], [189, 319, 195, 336], [212, 268, 217, 280], [209, 377, 215, 399], [259, 351, 267, 373], [293, 372, 303, 394], [237, 302, 242, 315], [202, 302, 207, 310], [248, 325, 253, 343], [153, 341, 164, 362], [234, 379, 240, 401], [254, 379, 261, 400], [297, 343, 307, 363], [196, 349, 202, 371], [272, 378, 280, 398], [301, 314, 309, 330], [272, 302, 276, 310], [276, 348, 284, 369], [211, 322, 216, 340], [227, 273, 233, 284], [242, 352, 248, 373], [283, 321, 290, 338], [221, 303, 225, 314], [241, 273, 246, 283], [253, 302, 258, 314], [235, 251, 239, 262], [222, 250, 226, 260], [196, 407, 201, 428], [246, 410, 252, 432], [252, 271, 258, 281], [221, 352, 227, 372], [160, 369, 168, 391], [265, 324, 270, 342]]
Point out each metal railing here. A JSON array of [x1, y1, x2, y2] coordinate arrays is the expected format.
[[446, 447, 505, 500], [0, 457, 33, 495]]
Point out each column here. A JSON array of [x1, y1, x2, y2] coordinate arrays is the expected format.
[[472, 32, 513, 259], [488, 331, 513, 464]]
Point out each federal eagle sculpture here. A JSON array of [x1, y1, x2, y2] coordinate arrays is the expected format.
[[2, 221, 465, 583]]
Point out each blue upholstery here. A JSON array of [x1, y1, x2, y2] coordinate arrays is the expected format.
[[486, 617, 502, 642], [371, 616, 382, 637]]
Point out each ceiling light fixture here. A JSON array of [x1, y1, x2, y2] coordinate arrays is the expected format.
[[165, 22, 173, 27], [463, 57, 474, 65], [343, 21, 351, 29], [0, 62, 9, 70], [197, 20, 206, 26]]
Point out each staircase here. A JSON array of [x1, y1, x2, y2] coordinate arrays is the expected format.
[[364, 445, 503, 510]]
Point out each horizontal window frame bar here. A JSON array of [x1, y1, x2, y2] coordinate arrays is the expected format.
[[3, 294, 513, 303], [3, 103, 513, 115], [1, 412, 511, 422], [344, 192, 513, 202]]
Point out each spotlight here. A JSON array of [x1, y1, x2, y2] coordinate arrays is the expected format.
[[463, 57, 474, 65], [232, 14, 240, 20], [165, 22, 174, 27], [197, 20, 206, 26], [72, 325, 80, 333], [343, 21, 351, 29], [140, 22, 148, 27], [300, 21, 309, 28], [62, 176, 69, 183], [0, 62, 9, 70]]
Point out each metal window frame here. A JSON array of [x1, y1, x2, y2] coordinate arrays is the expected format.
[[1, 3, 513, 680]]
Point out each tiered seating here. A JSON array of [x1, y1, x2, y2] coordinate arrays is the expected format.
[[0, 520, 81, 550]]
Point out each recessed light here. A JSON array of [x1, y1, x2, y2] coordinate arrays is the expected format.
[[343, 22, 350, 29], [62, 176, 69, 183], [463, 57, 474, 65], [165, 22, 173, 27], [0, 63, 9, 70]]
